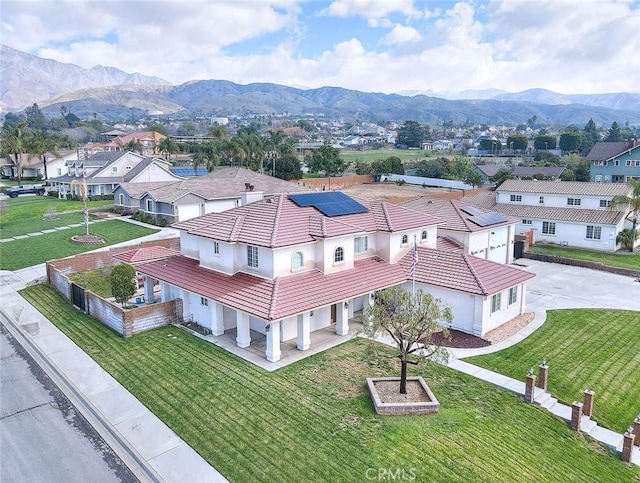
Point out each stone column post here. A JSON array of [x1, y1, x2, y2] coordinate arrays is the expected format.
[[266, 320, 281, 363], [633, 416, 640, 447], [583, 389, 595, 418], [211, 302, 224, 336], [536, 362, 548, 391], [571, 402, 583, 432], [236, 311, 251, 348], [621, 430, 634, 463], [335, 301, 350, 336], [524, 371, 536, 403], [297, 312, 311, 351], [144, 275, 155, 303]]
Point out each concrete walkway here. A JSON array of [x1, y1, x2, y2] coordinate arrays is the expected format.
[[0, 218, 111, 243], [1, 229, 226, 483]]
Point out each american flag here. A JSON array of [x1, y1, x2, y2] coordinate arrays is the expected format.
[[409, 238, 418, 278]]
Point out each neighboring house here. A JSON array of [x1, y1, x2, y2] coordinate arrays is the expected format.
[[587, 139, 640, 183], [399, 198, 518, 264], [103, 131, 167, 156], [115, 167, 312, 224], [474, 165, 501, 182], [131, 192, 534, 363], [463, 180, 634, 252], [48, 151, 180, 197]]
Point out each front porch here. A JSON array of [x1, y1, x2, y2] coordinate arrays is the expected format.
[[178, 318, 364, 371]]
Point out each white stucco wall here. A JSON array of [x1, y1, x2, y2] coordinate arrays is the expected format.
[[272, 243, 317, 277], [204, 199, 238, 214], [520, 220, 621, 252]]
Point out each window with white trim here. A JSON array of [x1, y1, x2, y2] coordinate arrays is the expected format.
[[401, 234, 408, 245], [542, 221, 556, 235], [522, 219, 532, 225], [213, 241, 220, 255], [292, 251, 303, 270], [508, 287, 517, 305], [118, 193, 124, 205], [491, 293, 502, 314], [247, 245, 259, 268], [599, 199, 611, 208], [510, 195, 522, 202], [334, 246, 344, 263], [539, 196, 544, 204], [111, 166, 119, 173], [421, 230, 428, 241], [146, 199, 154, 212], [586, 225, 601, 240], [354, 236, 368, 254], [567, 198, 581, 206], [200, 297, 208, 306]]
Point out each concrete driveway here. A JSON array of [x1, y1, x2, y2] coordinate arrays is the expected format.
[[517, 259, 640, 312]]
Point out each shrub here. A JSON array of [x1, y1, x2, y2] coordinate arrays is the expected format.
[[113, 206, 123, 215], [111, 264, 137, 307], [47, 190, 59, 198]]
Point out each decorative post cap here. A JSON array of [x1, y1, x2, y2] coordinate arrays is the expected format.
[[627, 426, 634, 435], [540, 357, 547, 366], [528, 367, 534, 376], [636, 413, 640, 421]]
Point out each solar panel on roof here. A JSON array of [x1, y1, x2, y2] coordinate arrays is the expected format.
[[170, 167, 208, 177], [460, 205, 485, 216], [289, 192, 369, 217], [469, 212, 508, 227]]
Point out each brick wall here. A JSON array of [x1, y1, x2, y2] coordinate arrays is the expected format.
[[124, 299, 182, 337], [86, 292, 125, 334]]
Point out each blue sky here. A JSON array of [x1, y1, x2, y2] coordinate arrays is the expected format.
[[2, 0, 639, 97]]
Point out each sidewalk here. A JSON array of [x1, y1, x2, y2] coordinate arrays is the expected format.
[[1, 238, 226, 482]]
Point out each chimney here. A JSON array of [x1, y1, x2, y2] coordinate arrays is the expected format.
[[239, 189, 264, 206], [629, 138, 637, 148]]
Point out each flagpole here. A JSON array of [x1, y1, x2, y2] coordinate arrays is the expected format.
[[412, 234, 417, 296]]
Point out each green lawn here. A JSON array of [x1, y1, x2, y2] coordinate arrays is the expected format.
[[1, 196, 112, 222], [0, 212, 103, 239], [68, 267, 113, 297], [20, 285, 640, 483], [465, 309, 640, 432], [529, 244, 640, 270], [0, 220, 158, 270]]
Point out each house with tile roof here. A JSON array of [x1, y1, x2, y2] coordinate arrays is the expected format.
[[463, 180, 634, 252], [48, 151, 181, 197], [114, 167, 313, 223], [131, 192, 535, 363], [103, 131, 167, 156], [399, 198, 518, 264], [587, 139, 640, 183]]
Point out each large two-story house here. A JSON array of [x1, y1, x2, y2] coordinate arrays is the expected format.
[[588, 139, 640, 183], [48, 151, 181, 197], [464, 180, 634, 252], [132, 192, 534, 363]]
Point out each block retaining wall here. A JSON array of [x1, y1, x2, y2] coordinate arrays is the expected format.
[[522, 252, 640, 278]]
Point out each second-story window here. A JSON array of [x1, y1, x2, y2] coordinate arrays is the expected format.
[[213, 241, 220, 255], [354, 236, 368, 254], [334, 246, 344, 263], [567, 198, 581, 206], [401, 234, 408, 245], [510, 195, 522, 202], [292, 251, 303, 270], [421, 230, 428, 241], [247, 245, 259, 268], [599, 199, 611, 208]]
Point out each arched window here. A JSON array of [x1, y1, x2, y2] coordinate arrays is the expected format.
[[401, 234, 408, 245], [334, 246, 344, 263], [292, 251, 303, 270], [421, 230, 428, 241]]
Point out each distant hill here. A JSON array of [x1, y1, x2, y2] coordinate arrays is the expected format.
[[3, 45, 640, 126], [0, 44, 170, 110]]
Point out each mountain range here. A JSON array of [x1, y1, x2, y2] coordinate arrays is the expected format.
[[2, 44, 639, 126]]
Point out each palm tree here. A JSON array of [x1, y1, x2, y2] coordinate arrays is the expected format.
[[157, 137, 179, 163], [27, 134, 59, 181], [125, 139, 143, 154], [610, 180, 640, 252], [1, 123, 31, 185]]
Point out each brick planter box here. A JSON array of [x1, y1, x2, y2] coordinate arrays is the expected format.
[[367, 377, 440, 416]]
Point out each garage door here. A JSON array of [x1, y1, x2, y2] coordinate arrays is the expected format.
[[177, 204, 201, 221]]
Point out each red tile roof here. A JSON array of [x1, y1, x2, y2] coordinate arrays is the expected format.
[[113, 246, 181, 264], [136, 255, 406, 321], [173, 194, 443, 248], [398, 247, 534, 296], [135, 246, 534, 321]]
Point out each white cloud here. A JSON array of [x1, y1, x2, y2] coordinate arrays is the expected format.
[[321, 0, 420, 20], [382, 24, 422, 45]]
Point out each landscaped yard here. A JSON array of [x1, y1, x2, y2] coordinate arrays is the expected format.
[[20, 285, 640, 482], [529, 244, 640, 270], [68, 268, 113, 298], [465, 309, 640, 433], [0, 220, 158, 271]]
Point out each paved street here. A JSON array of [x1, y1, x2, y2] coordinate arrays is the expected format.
[[0, 324, 138, 483]]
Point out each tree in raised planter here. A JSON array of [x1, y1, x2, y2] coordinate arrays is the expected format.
[[111, 264, 137, 308], [361, 286, 452, 394]]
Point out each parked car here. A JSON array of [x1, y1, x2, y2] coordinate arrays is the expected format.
[[3, 185, 46, 198]]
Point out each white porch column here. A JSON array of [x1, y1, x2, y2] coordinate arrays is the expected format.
[[364, 292, 375, 324], [181, 289, 191, 318], [335, 301, 350, 336], [266, 320, 281, 362], [297, 312, 311, 351], [143, 276, 155, 303], [236, 311, 251, 348], [211, 301, 225, 336], [160, 282, 170, 302]]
